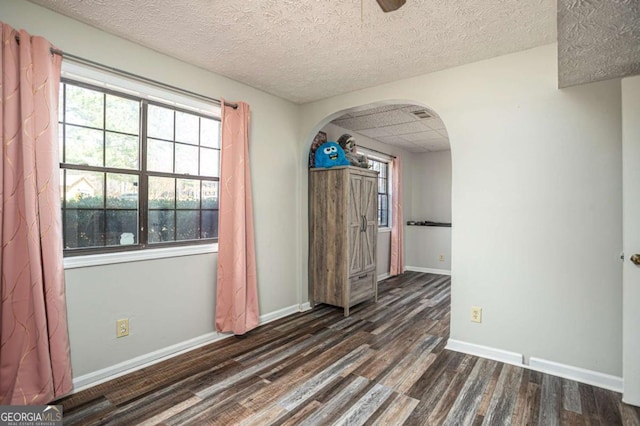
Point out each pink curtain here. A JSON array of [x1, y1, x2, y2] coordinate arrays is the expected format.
[[215, 101, 259, 335], [0, 24, 73, 404], [390, 156, 404, 276]]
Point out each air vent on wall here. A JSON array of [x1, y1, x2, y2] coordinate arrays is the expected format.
[[411, 109, 432, 119]]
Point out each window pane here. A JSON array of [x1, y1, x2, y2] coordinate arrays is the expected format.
[[175, 111, 199, 145], [176, 211, 199, 241], [106, 173, 139, 209], [148, 210, 175, 243], [202, 181, 219, 208], [379, 163, 387, 178], [175, 143, 199, 175], [379, 177, 387, 193], [65, 85, 104, 128], [147, 138, 174, 173], [106, 132, 139, 169], [147, 104, 174, 140], [200, 118, 220, 148], [202, 210, 218, 239], [59, 84, 64, 123], [200, 148, 219, 177], [106, 210, 138, 246], [148, 176, 175, 209], [64, 209, 104, 248], [65, 125, 103, 167], [64, 170, 104, 208], [106, 94, 139, 134], [58, 123, 64, 163], [177, 179, 200, 209]]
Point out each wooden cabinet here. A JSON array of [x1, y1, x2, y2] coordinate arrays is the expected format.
[[309, 166, 378, 316]]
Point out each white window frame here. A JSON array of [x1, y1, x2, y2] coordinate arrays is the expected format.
[[61, 62, 220, 269]]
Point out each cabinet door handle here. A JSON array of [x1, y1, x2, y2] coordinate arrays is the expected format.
[[358, 274, 368, 279], [361, 215, 366, 232]]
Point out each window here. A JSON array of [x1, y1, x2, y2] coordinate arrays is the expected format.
[[59, 80, 220, 255], [368, 158, 390, 228]]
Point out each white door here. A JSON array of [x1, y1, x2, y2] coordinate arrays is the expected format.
[[623, 75, 640, 406]]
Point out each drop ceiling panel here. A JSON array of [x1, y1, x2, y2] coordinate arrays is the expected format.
[[334, 110, 417, 130], [423, 118, 447, 130], [330, 103, 451, 154], [381, 120, 432, 135], [376, 135, 409, 145], [400, 130, 442, 142], [357, 127, 394, 138], [350, 105, 407, 117]]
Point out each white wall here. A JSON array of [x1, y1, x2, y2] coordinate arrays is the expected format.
[[622, 75, 640, 404], [410, 150, 452, 223], [1, 1, 301, 380], [406, 150, 452, 271], [299, 44, 623, 377]]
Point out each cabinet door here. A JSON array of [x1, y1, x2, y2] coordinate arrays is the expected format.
[[348, 173, 364, 276], [361, 174, 378, 272]]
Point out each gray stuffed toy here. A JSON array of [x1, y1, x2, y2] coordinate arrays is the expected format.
[[337, 134, 370, 168]]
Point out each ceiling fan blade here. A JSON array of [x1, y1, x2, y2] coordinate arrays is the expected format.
[[375, 0, 406, 12]]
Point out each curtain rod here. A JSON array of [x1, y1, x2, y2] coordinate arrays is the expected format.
[[14, 35, 237, 109], [359, 145, 397, 159]]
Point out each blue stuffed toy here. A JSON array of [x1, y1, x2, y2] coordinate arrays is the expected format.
[[314, 141, 350, 168]]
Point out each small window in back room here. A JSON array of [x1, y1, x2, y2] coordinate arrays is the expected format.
[[368, 158, 389, 227]]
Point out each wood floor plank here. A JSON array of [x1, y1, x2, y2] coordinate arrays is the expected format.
[[481, 364, 523, 425], [54, 273, 632, 426], [563, 378, 583, 414], [428, 354, 484, 425], [370, 392, 419, 426], [136, 395, 202, 426], [277, 345, 373, 411], [593, 386, 623, 425], [441, 358, 498, 425], [296, 375, 370, 426], [539, 374, 562, 426], [578, 382, 602, 426], [332, 382, 394, 426], [619, 401, 640, 426]]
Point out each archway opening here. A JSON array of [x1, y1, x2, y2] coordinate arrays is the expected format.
[[303, 100, 453, 317]]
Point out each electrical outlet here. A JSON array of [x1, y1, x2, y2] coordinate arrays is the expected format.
[[439, 254, 445, 262], [116, 319, 129, 338], [470, 306, 482, 323]]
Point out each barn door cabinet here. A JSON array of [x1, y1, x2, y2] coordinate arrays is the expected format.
[[309, 166, 378, 316]]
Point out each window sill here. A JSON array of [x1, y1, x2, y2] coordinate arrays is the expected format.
[[63, 243, 218, 269], [379, 227, 392, 233]]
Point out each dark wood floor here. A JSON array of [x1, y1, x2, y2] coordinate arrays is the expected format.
[[57, 272, 640, 425]]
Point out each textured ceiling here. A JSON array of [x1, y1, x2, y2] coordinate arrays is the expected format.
[[331, 104, 449, 153], [558, 0, 640, 88], [27, 0, 557, 103]]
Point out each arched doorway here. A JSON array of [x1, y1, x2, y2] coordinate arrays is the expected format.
[[301, 101, 452, 310]]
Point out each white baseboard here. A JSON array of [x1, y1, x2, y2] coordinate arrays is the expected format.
[[72, 331, 227, 391], [405, 266, 451, 276], [72, 303, 311, 392], [446, 339, 523, 366], [529, 357, 623, 393], [377, 273, 391, 282], [299, 302, 312, 312], [445, 339, 623, 393], [258, 304, 300, 325]]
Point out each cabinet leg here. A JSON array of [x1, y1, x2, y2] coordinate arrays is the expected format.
[[344, 305, 350, 317]]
